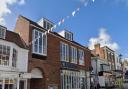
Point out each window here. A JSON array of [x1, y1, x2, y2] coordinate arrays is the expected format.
[[65, 32, 73, 41], [60, 42, 69, 62], [61, 70, 86, 89], [32, 29, 47, 56], [79, 49, 84, 65], [12, 48, 17, 67], [43, 20, 53, 30], [71, 46, 77, 64], [0, 45, 10, 66], [0, 26, 6, 39]]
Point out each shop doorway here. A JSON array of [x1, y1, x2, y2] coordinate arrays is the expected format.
[[30, 68, 44, 89]]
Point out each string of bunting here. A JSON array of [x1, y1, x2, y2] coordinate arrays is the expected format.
[[29, 0, 95, 45]]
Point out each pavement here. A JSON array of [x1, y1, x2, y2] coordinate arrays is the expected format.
[[123, 83, 128, 89]]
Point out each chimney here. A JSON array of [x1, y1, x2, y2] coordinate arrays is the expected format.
[[94, 43, 100, 56]]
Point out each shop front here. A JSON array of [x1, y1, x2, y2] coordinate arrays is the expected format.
[[60, 62, 87, 89], [0, 72, 30, 89]]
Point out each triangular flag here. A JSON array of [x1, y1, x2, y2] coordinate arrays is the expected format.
[[76, 7, 80, 11], [72, 11, 76, 16]]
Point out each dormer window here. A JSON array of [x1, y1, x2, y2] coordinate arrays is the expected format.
[[38, 18, 54, 30], [58, 30, 73, 41], [0, 25, 6, 39], [65, 31, 73, 41]]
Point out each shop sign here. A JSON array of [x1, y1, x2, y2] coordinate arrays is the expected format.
[[61, 62, 78, 70]]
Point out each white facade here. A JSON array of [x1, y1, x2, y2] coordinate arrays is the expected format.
[[115, 53, 121, 70], [0, 39, 29, 89], [91, 57, 110, 74]]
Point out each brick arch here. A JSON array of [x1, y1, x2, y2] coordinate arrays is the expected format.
[[30, 65, 46, 89]]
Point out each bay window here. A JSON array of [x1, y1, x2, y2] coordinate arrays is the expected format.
[[32, 29, 47, 56], [60, 42, 69, 62], [71, 46, 77, 64], [79, 49, 85, 65], [0, 45, 10, 66]]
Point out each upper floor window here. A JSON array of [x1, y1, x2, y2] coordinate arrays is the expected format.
[[71, 46, 77, 64], [12, 48, 17, 67], [0, 45, 10, 66], [0, 26, 6, 39], [43, 20, 53, 30], [65, 31, 73, 41], [60, 42, 69, 62], [79, 49, 84, 65], [32, 29, 47, 56]]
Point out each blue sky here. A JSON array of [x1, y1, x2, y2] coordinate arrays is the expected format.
[[1, 0, 128, 58]]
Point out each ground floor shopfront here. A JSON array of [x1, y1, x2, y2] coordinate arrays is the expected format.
[[60, 70, 88, 89], [0, 72, 30, 89]]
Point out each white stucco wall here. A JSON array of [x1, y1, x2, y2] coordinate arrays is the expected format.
[[0, 39, 28, 72]]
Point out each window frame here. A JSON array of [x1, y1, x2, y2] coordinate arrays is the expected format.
[[32, 29, 47, 56], [0, 26, 6, 39], [60, 42, 69, 62], [78, 49, 85, 65], [0, 44, 10, 66], [70, 46, 77, 64]]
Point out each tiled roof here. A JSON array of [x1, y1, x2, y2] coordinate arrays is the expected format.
[[5, 30, 28, 49]]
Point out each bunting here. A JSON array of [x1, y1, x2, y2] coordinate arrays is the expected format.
[[29, 0, 95, 45]]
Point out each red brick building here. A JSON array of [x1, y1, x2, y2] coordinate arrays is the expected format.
[[14, 15, 91, 89]]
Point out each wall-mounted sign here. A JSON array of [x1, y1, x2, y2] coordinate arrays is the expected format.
[[61, 62, 78, 70]]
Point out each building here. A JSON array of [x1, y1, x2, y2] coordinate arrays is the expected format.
[[91, 44, 116, 87], [0, 25, 29, 89], [114, 53, 122, 79], [14, 15, 91, 89]]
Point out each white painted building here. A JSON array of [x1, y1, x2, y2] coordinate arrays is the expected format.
[[0, 25, 30, 89]]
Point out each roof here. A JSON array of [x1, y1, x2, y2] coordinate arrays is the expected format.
[[5, 30, 28, 49], [52, 32, 89, 50], [19, 15, 90, 51], [19, 15, 47, 31]]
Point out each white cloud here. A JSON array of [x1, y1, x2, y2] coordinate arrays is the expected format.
[[0, 0, 25, 25], [19, 0, 25, 5], [88, 28, 119, 51]]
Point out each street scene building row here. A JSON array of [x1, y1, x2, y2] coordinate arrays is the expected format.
[[0, 15, 127, 89]]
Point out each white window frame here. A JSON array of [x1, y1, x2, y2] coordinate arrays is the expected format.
[[79, 49, 85, 65], [0, 44, 10, 66], [65, 32, 73, 41], [71, 46, 77, 64], [32, 29, 47, 56], [60, 42, 69, 62], [0, 26, 6, 39]]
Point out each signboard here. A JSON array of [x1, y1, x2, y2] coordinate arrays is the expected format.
[[61, 62, 78, 70]]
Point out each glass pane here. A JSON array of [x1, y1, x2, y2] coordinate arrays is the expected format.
[[34, 44, 38, 52], [39, 33, 42, 46]]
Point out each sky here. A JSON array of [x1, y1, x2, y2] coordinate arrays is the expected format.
[[0, 0, 128, 58]]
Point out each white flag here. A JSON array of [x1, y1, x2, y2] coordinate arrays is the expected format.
[[72, 11, 76, 16]]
